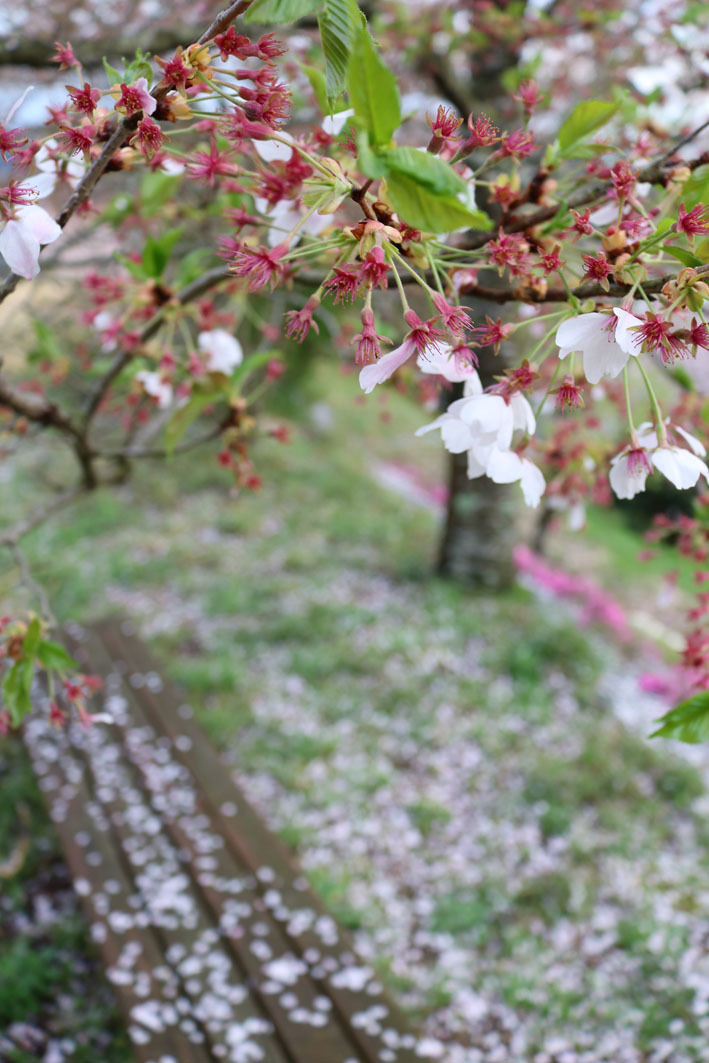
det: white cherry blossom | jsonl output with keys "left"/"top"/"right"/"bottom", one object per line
{"left": 198, "top": 329, "right": 243, "bottom": 374}
{"left": 609, "top": 423, "right": 709, "bottom": 499}
{"left": 135, "top": 370, "right": 173, "bottom": 409}
{"left": 556, "top": 309, "right": 640, "bottom": 385}
{"left": 416, "top": 343, "right": 481, "bottom": 384}
{"left": 360, "top": 337, "right": 417, "bottom": 394}
{"left": 0, "top": 204, "right": 62, "bottom": 279}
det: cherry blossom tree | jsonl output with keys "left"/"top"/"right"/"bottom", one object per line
{"left": 1, "top": 0, "right": 709, "bottom": 739}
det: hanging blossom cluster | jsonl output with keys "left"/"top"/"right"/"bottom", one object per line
{"left": 1, "top": 1, "right": 709, "bottom": 715}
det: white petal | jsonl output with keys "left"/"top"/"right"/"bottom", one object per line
{"left": 321, "top": 109, "right": 354, "bottom": 135}
{"left": 582, "top": 335, "right": 630, "bottom": 385}
{"left": 609, "top": 453, "right": 648, "bottom": 499}
{"left": 673, "top": 424, "right": 706, "bottom": 457}
{"left": 459, "top": 394, "right": 514, "bottom": 449}
{"left": 612, "top": 308, "right": 643, "bottom": 356}
{"left": 416, "top": 343, "right": 480, "bottom": 384}
{"left": 252, "top": 137, "right": 293, "bottom": 162}
{"left": 466, "top": 450, "right": 486, "bottom": 478}
{"left": 18, "top": 204, "right": 61, "bottom": 246}
{"left": 26, "top": 171, "right": 57, "bottom": 199}
{"left": 555, "top": 313, "right": 609, "bottom": 349}
{"left": 519, "top": 458, "right": 546, "bottom": 507}
{"left": 463, "top": 374, "right": 483, "bottom": 397}
{"left": 653, "top": 447, "right": 709, "bottom": 490}
{"left": 439, "top": 419, "right": 475, "bottom": 453}
{"left": 0, "top": 220, "right": 41, "bottom": 278}
{"left": 359, "top": 341, "right": 414, "bottom": 393}
{"left": 4, "top": 85, "right": 34, "bottom": 124}
{"left": 198, "top": 329, "right": 243, "bottom": 374}
{"left": 509, "top": 393, "right": 536, "bottom": 435}
{"left": 486, "top": 448, "right": 523, "bottom": 483}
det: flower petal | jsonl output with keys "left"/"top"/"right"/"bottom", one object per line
{"left": 653, "top": 447, "right": 709, "bottom": 490}
{"left": 0, "top": 220, "right": 41, "bottom": 278}
{"left": 19, "top": 204, "right": 62, "bottom": 246}
{"left": 359, "top": 340, "right": 414, "bottom": 393}
{"left": 613, "top": 308, "right": 643, "bottom": 356}
{"left": 519, "top": 458, "right": 545, "bottom": 507}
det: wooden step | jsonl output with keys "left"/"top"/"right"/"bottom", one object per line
{"left": 25, "top": 619, "right": 425, "bottom": 1063}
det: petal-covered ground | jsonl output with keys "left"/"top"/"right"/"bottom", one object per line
{"left": 3, "top": 365, "right": 709, "bottom": 1063}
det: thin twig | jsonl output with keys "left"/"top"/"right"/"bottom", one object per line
{"left": 0, "top": 0, "right": 252, "bottom": 308}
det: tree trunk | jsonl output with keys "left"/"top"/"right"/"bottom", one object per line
{"left": 433, "top": 2, "right": 525, "bottom": 587}
{"left": 437, "top": 342, "right": 517, "bottom": 587}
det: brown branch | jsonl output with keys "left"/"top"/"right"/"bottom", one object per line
{"left": 0, "top": 373, "right": 82, "bottom": 437}
{"left": 98, "top": 421, "right": 228, "bottom": 461}
{"left": 0, "top": 0, "right": 253, "bottom": 308}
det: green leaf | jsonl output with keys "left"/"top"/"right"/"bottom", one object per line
{"left": 661, "top": 244, "right": 702, "bottom": 268}
{"left": 23, "top": 618, "right": 41, "bottom": 658}
{"left": 557, "top": 100, "right": 619, "bottom": 154}
{"left": 174, "top": 249, "right": 212, "bottom": 289}
{"left": 379, "top": 146, "right": 466, "bottom": 197}
{"left": 114, "top": 252, "right": 149, "bottom": 281}
{"left": 386, "top": 172, "right": 491, "bottom": 233}
{"left": 681, "top": 165, "right": 709, "bottom": 210}
{"left": 2, "top": 658, "right": 34, "bottom": 725}
{"left": 103, "top": 57, "right": 122, "bottom": 87}
{"left": 245, "top": 0, "right": 323, "bottom": 22}
{"left": 695, "top": 237, "right": 709, "bottom": 264}
{"left": 28, "top": 320, "right": 62, "bottom": 365}
{"left": 141, "top": 228, "right": 184, "bottom": 279}
{"left": 319, "top": 0, "right": 361, "bottom": 101}
{"left": 300, "top": 62, "right": 329, "bottom": 114}
{"left": 669, "top": 367, "right": 696, "bottom": 392}
{"left": 140, "top": 172, "right": 180, "bottom": 216}
{"left": 650, "top": 691, "right": 709, "bottom": 744}
{"left": 165, "top": 390, "right": 223, "bottom": 456}
{"left": 124, "top": 50, "right": 153, "bottom": 86}
{"left": 355, "top": 131, "right": 389, "bottom": 179}
{"left": 36, "top": 641, "right": 79, "bottom": 674}
{"left": 348, "top": 24, "right": 401, "bottom": 147}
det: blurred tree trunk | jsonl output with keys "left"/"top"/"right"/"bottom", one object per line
{"left": 431, "top": 3, "right": 525, "bottom": 586}
{"left": 436, "top": 342, "right": 517, "bottom": 587}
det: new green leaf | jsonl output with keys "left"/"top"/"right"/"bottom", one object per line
{"left": 680, "top": 165, "right": 709, "bottom": 210}
{"left": 379, "top": 147, "right": 466, "bottom": 197}
{"left": 348, "top": 25, "right": 401, "bottom": 147}
{"left": 557, "top": 100, "right": 619, "bottom": 153}
{"left": 319, "top": 0, "right": 361, "bottom": 100}
{"left": 36, "top": 641, "right": 79, "bottom": 673}
{"left": 651, "top": 691, "right": 709, "bottom": 744}
{"left": 142, "top": 228, "right": 184, "bottom": 279}
{"left": 165, "top": 390, "right": 222, "bottom": 456}
{"left": 245, "top": 0, "right": 323, "bottom": 22}
{"left": 386, "top": 173, "right": 491, "bottom": 233}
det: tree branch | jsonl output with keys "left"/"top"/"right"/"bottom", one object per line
{"left": 0, "top": 0, "right": 253, "bottom": 308}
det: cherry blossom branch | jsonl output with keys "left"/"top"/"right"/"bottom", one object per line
{"left": 0, "top": 0, "right": 253, "bottom": 309}
{"left": 82, "top": 265, "right": 231, "bottom": 428}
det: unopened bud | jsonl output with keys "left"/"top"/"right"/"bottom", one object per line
{"left": 602, "top": 227, "right": 627, "bottom": 253}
